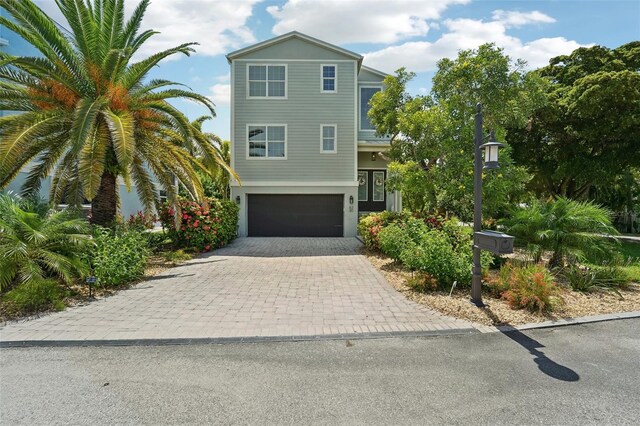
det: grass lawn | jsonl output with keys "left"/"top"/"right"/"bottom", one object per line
{"left": 619, "top": 241, "right": 640, "bottom": 282}
{"left": 620, "top": 241, "right": 640, "bottom": 259}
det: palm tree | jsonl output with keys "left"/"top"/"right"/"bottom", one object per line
{"left": 0, "top": 193, "right": 92, "bottom": 291}
{"left": 503, "top": 197, "right": 619, "bottom": 267}
{"left": 0, "top": 0, "right": 235, "bottom": 226}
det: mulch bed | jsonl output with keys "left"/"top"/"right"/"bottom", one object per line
{"left": 365, "top": 250, "right": 640, "bottom": 326}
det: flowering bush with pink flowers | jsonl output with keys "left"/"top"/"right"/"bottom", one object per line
{"left": 159, "top": 198, "right": 239, "bottom": 252}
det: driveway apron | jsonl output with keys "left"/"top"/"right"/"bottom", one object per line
{"left": 0, "top": 238, "right": 474, "bottom": 342}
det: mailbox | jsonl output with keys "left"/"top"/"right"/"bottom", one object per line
{"left": 474, "top": 230, "right": 515, "bottom": 254}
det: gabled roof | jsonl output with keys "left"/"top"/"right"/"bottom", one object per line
{"left": 360, "top": 65, "right": 390, "bottom": 79}
{"left": 226, "top": 31, "right": 363, "bottom": 67}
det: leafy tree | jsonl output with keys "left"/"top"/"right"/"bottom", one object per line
{"left": 0, "top": 0, "right": 234, "bottom": 226}
{"left": 502, "top": 197, "right": 618, "bottom": 267}
{"left": 0, "top": 193, "right": 92, "bottom": 291}
{"left": 369, "top": 44, "right": 544, "bottom": 220}
{"left": 507, "top": 42, "right": 640, "bottom": 201}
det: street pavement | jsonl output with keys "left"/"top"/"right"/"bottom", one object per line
{"left": 1, "top": 318, "right": 638, "bottom": 425}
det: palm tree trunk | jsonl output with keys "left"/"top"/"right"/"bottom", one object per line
{"left": 91, "top": 171, "right": 118, "bottom": 226}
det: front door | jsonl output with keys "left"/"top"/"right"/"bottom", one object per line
{"left": 358, "top": 170, "right": 386, "bottom": 212}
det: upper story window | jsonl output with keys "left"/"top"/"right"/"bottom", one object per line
{"left": 320, "top": 125, "right": 337, "bottom": 153}
{"left": 321, "top": 65, "right": 336, "bottom": 93}
{"left": 248, "top": 65, "right": 286, "bottom": 98}
{"left": 360, "top": 87, "right": 381, "bottom": 130}
{"left": 248, "top": 125, "right": 286, "bottom": 159}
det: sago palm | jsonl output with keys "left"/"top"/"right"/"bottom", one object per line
{"left": 0, "top": 0, "right": 235, "bottom": 225}
{"left": 503, "top": 197, "right": 619, "bottom": 267}
{"left": 0, "top": 193, "right": 92, "bottom": 291}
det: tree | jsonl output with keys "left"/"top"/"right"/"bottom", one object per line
{"left": 507, "top": 42, "right": 640, "bottom": 201}
{"left": 369, "top": 44, "right": 545, "bottom": 220}
{"left": 0, "top": 0, "right": 234, "bottom": 226}
{"left": 502, "top": 198, "right": 618, "bottom": 267}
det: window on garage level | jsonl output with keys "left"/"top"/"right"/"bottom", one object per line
{"left": 248, "top": 125, "right": 286, "bottom": 158}
{"left": 248, "top": 65, "right": 286, "bottom": 97}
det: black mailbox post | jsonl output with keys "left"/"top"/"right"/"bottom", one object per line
{"left": 474, "top": 231, "right": 514, "bottom": 255}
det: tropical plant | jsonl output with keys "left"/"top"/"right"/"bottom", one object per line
{"left": 159, "top": 198, "right": 239, "bottom": 252}
{"left": 490, "top": 262, "right": 559, "bottom": 314}
{"left": 89, "top": 226, "right": 149, "bottom": 286}
{"left": 503, "top": 198, "right": 618, "bottom": 267}
{"left": 0, "top": 0, "right": 236, "bottom": 226}
{"left": 0, "top": 193, "right": 91, "bottom": 292}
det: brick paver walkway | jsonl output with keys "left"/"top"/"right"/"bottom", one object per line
{"left": 0, "top": 238, "right": 474, "bottom": 342}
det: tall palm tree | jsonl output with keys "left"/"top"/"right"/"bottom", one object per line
{"left": 0, "top": 0, "right": 235, "bottom": 225}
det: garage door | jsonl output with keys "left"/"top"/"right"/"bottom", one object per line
{"left": 248, "top": 194, "right": 344, "bottom": 237}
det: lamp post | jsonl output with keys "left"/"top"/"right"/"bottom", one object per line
{"left": 471, "top": 103, "right": 505, "bottom": 307}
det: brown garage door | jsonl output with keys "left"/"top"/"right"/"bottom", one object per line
{"left": 248, "top": 194, "right": 344, "bottom": 237}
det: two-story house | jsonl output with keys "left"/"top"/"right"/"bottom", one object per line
{"left": 227, "top": 31, "right": 401, "bottom": 237}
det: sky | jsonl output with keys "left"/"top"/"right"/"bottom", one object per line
{"left": 31, "top": 0, "right": 640, "bottom": 140}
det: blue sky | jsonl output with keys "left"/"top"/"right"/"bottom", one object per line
{"left": 34, "top": 0, "right": 640, "bottom": 140}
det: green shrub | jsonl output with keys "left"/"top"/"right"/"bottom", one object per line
{"left": 378, "top": 224, "right": 414, "bottom": 261}
{"left": 90, "top": 228, "right": 150, "bottom": 286}
{"left": 0, "top": 194, "right": 91, "bottom": 292}
{"left": 159, "top": 198, "right": 239, "bottom": 252}
{"left": 358, "top": 211, "right": 410, "bottom": 251}
{"left": 491, "top": 262, "right": 559, "bottom": 314}
{"left": 400, "top": 229, "right": 470, "bottom": 288}
{"left": 561, "top": 257, "right": 631, "bottom": 293}
{"left": 3, "top": 278, "right": 65, "bottom": 313}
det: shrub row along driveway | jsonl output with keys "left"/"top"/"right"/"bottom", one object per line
{"left": 0, "top": 238, "right": 473, "bottom": 342}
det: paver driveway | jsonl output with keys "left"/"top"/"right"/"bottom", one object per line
{"left": 0, "top": 238, "right": 474, "bottom": 342}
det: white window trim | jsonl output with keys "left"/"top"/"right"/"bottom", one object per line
{"left": 358, "top": 171, "right": 368, "bottom": 202}
{"left": 359, "top": 85, "right": 383, "bottom": 132}
{"left": 373, "top": 171, "right": 385, "bottom": 201}
{"left": 320, "top": 124, "right": 337, "bottom": 154}
{"left": 246, "top": 64, "right": 288, "bottom": 99}
{"left": 320, "top": 64, "right": 337, "bottom": 93}
{"left": 246, "top": 124, "right": 288, "bottom": 160}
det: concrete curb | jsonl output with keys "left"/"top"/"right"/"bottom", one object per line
{"left": 2, "top": 312, "right": 639, "bottom": 349}
{"left": 0, "top": 327, "right": 478, "bottom": 349}
{"left": 474, "top": 310, "right": 640, "bottom": 333}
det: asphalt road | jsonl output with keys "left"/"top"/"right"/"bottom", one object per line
{"left": 1, "top": 319, "right": 639, "bottom": 425}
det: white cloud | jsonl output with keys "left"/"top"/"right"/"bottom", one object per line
{"left": 208, "top": 83, "right": 231, "bottom": 107}
{"left": 492, "top": 10, "right": 556, "bottom": 27}
{"left": 34, "top": 0, "right": 261, "bottom": 60}
{"left": 363, "top": 14, "right": 589, "bottom": 73}
{"left": 267, "top": 0, "right": 470, "bottom": 44}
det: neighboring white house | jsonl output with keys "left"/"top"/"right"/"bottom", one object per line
{"left": 227, "top": 31, "right": 401, "bottom": 237}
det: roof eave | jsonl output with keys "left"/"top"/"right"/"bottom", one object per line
{"left": 226, "top": 31, "right": 363, "bottom": 63}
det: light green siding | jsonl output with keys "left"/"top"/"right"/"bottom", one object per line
{"left": 233, "top": 59, "right": 357, "bottom": 181}
{"left": 358, "top": 68, "right": 386, "bottom": 83}
{"left": 235, "top": 37, "right": 357, "bottom": 61}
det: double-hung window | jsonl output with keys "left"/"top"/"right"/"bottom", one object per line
{"left": 360, "top": 87, "right": 381, "bottom": 130}
{"left": 248, "top": 125, "right": 286, "bottom": 158}
{"left": 248, "top": 65, "right": 286, "bottom": 98}
{"left": 320, "top": 125, "right": 337, "bottom": 153}
{"left": 321, "top": 65, "right": 336, "bottom": 92}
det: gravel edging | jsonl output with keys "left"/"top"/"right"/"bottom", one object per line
{"left": 476, "top": 310, "right": 640, "bottom": 333}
